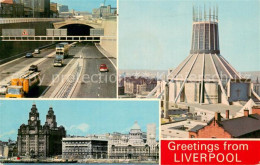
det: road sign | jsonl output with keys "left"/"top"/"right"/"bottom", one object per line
{"left": 2, "top": 29, "right": 35, "bottom": 36}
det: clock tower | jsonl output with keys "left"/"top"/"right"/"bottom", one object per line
{"left": 28, "top": 104, "right": 40, "bottom": 127}
{"left": 18, "top": 104, "right": 66, "bottom": 158}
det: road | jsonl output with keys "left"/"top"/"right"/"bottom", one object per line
{"left": 0, "top": 47, "right": 55, "bottom": 81}
{"left": 72, "top": 43, "right": 117, "bottom": 98}
{"left": 0, "top": 43, "right": 117, "bottom": 98}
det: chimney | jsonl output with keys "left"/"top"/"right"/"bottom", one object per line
{"left": 226, "top": 110, "right": 229, "bottom": 119}
{"left": 214, "top": 112, "right": 221, "bottom": 122}
{"left": 244, "top": 109, "right": 249, "bottom": 117}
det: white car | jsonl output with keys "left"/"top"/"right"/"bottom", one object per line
{"left": 0, "top": 85, "right": 8, "bottom": 95}
{"left": 34, "top": 49, "right": 40, "bottom": 54}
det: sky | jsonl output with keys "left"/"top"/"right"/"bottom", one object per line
{"left": 118, "top": 0, "right": 260, "bottom": 72}
{"left": 51, "top": 0, "right": 117, "bottom": 12}
{"left": 0, "top": 100, "right": 159, "bottom": 141}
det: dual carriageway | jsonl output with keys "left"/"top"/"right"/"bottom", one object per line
{"left": 0, "top": 42, "right": 117, "bottom": 98}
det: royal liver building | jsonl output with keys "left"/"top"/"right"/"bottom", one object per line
{"left": 17, "top": 104, "right": 66, "bottom": 158}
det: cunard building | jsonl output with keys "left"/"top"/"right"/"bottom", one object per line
{"left": 17, "top": 104, "right": 66, "bottom": 158}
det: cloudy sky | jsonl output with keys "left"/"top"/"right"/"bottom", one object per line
{"left": 0, "top": 100, "right": 159, "bottom": 141}
{"left": 118, "top": 0, "right": 260, "bottom": 71}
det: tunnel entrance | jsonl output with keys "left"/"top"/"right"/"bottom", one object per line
{"left": 59, "top": 24, "right": 93, "bottom": 36}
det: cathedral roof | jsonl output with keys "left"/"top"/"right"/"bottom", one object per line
{"left": 168, "top": 53, "right": 242, "bottom": 82}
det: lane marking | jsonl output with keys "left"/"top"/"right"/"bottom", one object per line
{"left": 0, "top": 44, "right": 55, "bottom": 67}
{"left": 40, "top": 58, "right": 75, "bottom": 97}
{"left": 41, "top": 46, "right": 85, "bottom": 97}
{"left": 0, "top": 51, "right": 56, "bottom": 85}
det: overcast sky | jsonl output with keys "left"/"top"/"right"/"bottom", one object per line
{"left": 0, "top": 100, "right": 159, "bottom": 141}
{"left": 118, "top": 0, "right": 260, "bottom": 72}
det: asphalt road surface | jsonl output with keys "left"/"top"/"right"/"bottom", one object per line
{"left": 0, "top": 43, "right": 116, "bottom": 98}
{"left": 72, "top": 43, "right": 117, "bottom": 98}
{"left": 0, "top": 47, "right": 55, "bottom": 81}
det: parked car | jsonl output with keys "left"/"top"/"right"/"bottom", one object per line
{"left": 34, "top": 48, "right": 40, "bottom": 54}
{"left": 99, "top": 64, "right": 108, "bottom": 72}
{"left": 29, "top": 65, "right": 38, "bottom": 72}
{"left": 25, "top": 53, "right": 33, "bottom": 58}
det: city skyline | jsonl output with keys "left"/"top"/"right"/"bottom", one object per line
{"left": 0, "top": 100, "right": 159, "bottom": 141}
{"left": 50, "top": 0, "right": 117, "bottom": 12}
{"left": 118, "top": 0, "right": 260, "bottom": 72}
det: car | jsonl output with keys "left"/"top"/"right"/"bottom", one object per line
{"left": 0, "top": 85, "right": 8, "bottom": 95}
{"left": 34, "top": 48, "right": 40, "bottom": 54}
{"left": 29, "top": 65, "right": 38, "bottom": 72}
{"left": 25, "top": 53, "right": 33, "bottom": 58}
{"left": 99, "top": 64, "right": 108, "bottom": 72}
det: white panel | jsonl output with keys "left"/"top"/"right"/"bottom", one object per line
{"left": 204, "top": 83, "right": 218, "bottom": 104}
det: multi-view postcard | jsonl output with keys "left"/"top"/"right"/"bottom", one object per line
{"left": 0, "top": 0, "right": 260, "bottom": 165}
{"left": 0, "top": 0, "right": 117, "bottom": 98}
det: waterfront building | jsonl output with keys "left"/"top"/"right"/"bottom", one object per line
{"left": 62, "top": 137, "right": 108, "bottom": 159}
{"left": 108, "top": 122, "right": 159, "bottom": 160}
{"left": 61, "top": 122, "right": 159, "bottom": 160}
{"left": 17, "top": 104, "right": 66, "bottom": 158}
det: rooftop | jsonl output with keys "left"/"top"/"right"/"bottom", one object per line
{"left": 219, "top": 114, "right": 260, "bottom": 137}
{"left": 178, "top": 103, "right": 242, "bottom": 116}
{"left": 131, "top": 121, "right": 141, "bottom": 130}
{"left": 189, "top": 125, "right": 205, "bottom": 133}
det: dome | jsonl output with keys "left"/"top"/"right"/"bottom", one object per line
{"left": 131, "top": 121, "right": 141, "bottom": 130}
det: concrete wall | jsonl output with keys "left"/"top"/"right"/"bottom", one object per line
{"left": 100, "top": 19, "right": 117, "bottom": 58}
{"left": 0, "top": 22, "right": 55, "bottom": 60}
{"left": 169, "top": 82, "right": 175, "bottom": 102}
{"left": 204, "top": 83, "right": 218, "bottom": 104}
{"left": 185, "top": 82, "right": 200, "bottom": 103}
